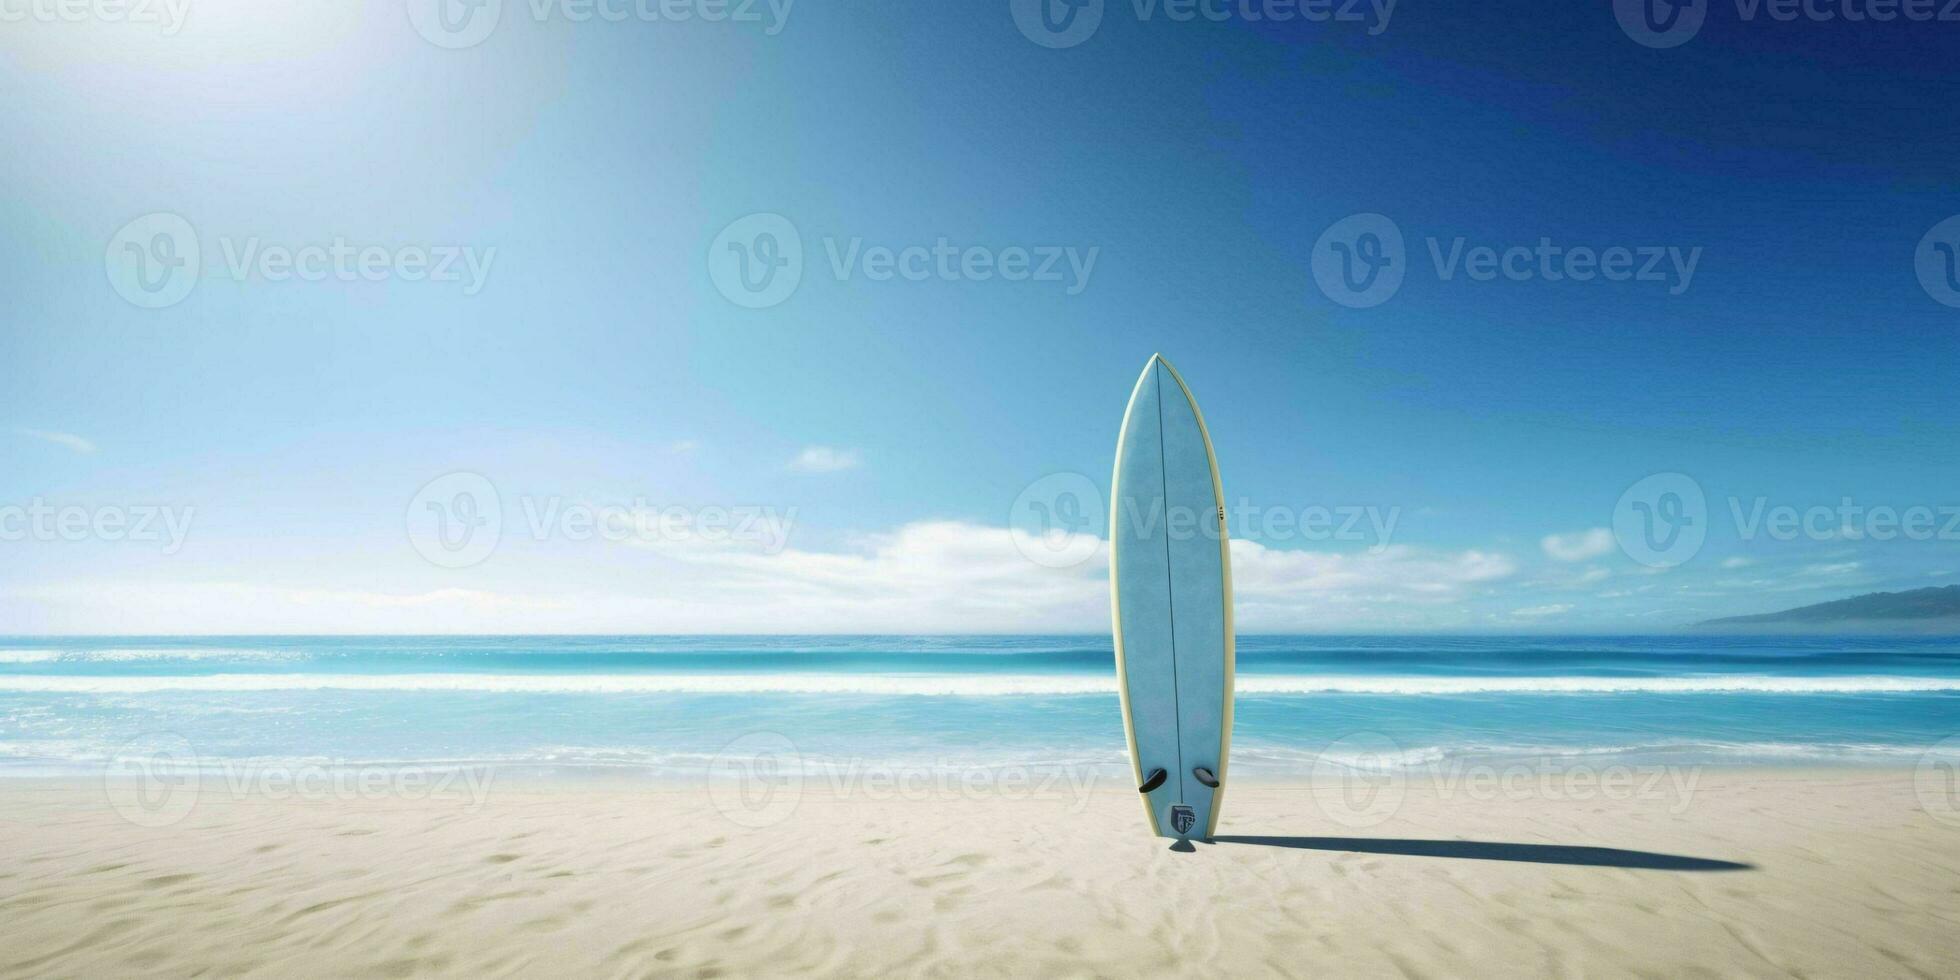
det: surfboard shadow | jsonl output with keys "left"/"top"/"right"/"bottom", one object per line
{"left": 1206, "top": 836, "right": 1752, "bottom": 871}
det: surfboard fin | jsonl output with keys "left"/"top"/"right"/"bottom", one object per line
{"left": 1192, "top": 766, "right": 1218, "bottom": 788}
{"left": 1138, "top": 768, "right": 1167, "bottom": 793}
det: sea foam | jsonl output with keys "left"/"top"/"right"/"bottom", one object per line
{"left": 0, "top": 673, "right": 1955, "bottom": 695}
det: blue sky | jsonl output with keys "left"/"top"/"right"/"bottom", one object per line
{"left": 2, "top": 1, "right": 1955, "bottom": 633}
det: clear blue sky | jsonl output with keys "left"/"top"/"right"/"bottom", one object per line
{"left": 2, "top": 1, "right": 1955, "bottom": 632}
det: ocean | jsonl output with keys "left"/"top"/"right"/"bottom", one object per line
{"left": 3, "top": 634, "right": 1958, "bottom": 780}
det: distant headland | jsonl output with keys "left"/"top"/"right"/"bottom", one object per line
{"left": 1698, "top": 585, "right": 1960, "bottom": 632}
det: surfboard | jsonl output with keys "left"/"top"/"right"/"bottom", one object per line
{"left": 1110, "top": 354, "right": 1235, "bottom": 841}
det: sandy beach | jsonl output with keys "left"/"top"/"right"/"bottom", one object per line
{"left": 2, "top": 768, "right": 1956, "bottom": 978}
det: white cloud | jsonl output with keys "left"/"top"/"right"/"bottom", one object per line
{"left": 1711, "top": 578, "right": 1774, "bottom": 591}
{"left": 1510, "top": 603, "right": 1573, "bottom": 618}
{"left": 13, "top": 523, "right": 1524, "bottom": 634}
{"left": 788, "top": 446, "right": 861, "bottom": 473}
{"left": 1540, "top": 528, "right": 1614, "bottom": 562}
{"left": 9, "top": 582, "right": 572, "bottom": 635}
{"left": 1520, "top": 564, "right": 1612, "bottom": 591}
{"left": 1720, "top": 556, "right": 1755, "bottom": 569}
{"left": 14, "top": 428, "right": 97, "bottom": 454}
{"left": 1596, "top": 584, "right": 1656, "bottom": 599}
{"left": 1223, "top": 541, "right": 1518, "bottom": 630}
{"left": 669, "top": 439, "right": 699, "bottom": 454}
{"left": 1232, "top": 541, "right": 1514, "bottom": 597}
{"left": 15, "top": 522, "right": 1098, "bottom": 634}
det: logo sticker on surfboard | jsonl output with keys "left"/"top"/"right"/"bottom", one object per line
{"left": 1169, "top": 805, "right": 1196, "bottom": 836}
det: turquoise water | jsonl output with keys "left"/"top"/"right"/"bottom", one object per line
{"left": 3, "top": 635, "right": 1957, "bottom": 777}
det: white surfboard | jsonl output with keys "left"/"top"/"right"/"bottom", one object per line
{"left": 1110, "top": 354, "right": 1235, "bottom": 840}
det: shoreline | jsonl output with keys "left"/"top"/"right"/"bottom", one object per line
{"left": 5, "top": 769, "right": 1958, "bottom": 976}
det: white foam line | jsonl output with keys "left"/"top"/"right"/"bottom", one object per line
{"left": 1236, "top": 675, "right": 1960, "bottom": 695}
{"left": 0, "top": 649, "right": 296, "bottom": 663}
{"left": 72, "top": 648, "right": 297, "bottom": 662}
{"left": 0, "top": 673, "right": 1955, "bottom": 695}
